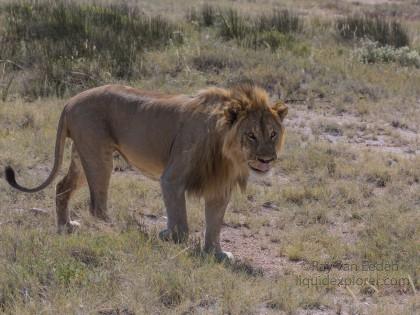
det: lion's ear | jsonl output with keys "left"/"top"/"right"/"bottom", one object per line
{"left": 224, "top": 103, "right": 241, "bottom": 125}
{"left": 273, "top": 102, "right": 288, "bottom": 122}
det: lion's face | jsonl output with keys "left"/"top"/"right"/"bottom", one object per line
{"left": 223, "top": 99, "right": 288, "bottom": 175}
{"left": 239, "top": 109, "right": 285, "bottom": 173}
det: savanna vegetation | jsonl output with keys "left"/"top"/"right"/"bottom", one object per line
{"left": 0, "top": 0, "right": 419, "bottom": 314}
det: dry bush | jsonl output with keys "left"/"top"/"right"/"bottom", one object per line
{"left": 336, "top": 14, "right": 409, "bottom": 48}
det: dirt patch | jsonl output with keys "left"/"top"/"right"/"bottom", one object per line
{"left": 286, "top": 104, "right": 420, "bottom": 156}
{"left": 343, "top": 0, "right": 396, "bottom": 4}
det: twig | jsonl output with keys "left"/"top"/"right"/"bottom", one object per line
{"left": 345, "top": 286, "right": 358, "bottom": 302}
{"left": 169, "top": 246, "right": 191, "bottom": 260}
{"left": 0, "top": 59, "right": 24, "bottom": 70}
{"left": 55, "top": 188, "right": 71, "bottom": 197}
{"left": 1, "top": 74, "right": 15, "bottom": 102}
{"left": 407, "top": 274, "right": 417, "bottom": 295}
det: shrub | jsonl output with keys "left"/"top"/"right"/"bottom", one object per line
{"left": 201, "top": 4, "right": 217, "bottom": 27}
{"left": 186, "top": 4, "right": 218, "bottom": 27}
{"left": 354, "top": 39, "right": 420, "bottom": 68}
{"left": 0, "top": 1, "right": 183, "bottom": 97}
{"left": 336, "top": 14, "right": 409, "bottom": 48}
{"left": 256, "top": 10, "right": 303, "bottom": 34}
{"left": 218, "top": 8, "right": 249, "bottom": 40}
{"left": 218, "top": 8, "right": 303, "bottom": 41}
{"left": 218, "top": 8, "right": 304, "bottom": 51}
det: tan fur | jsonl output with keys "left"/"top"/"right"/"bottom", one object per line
{"left": 5, "top": 83, "right": 288, "bottom": 258}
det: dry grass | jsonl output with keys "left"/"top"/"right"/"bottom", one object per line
{"left": 1, "top": 101, "right": 418, "bottom": 314}
{"left": 1, "top": 0, "right": 420, "bottom": 314}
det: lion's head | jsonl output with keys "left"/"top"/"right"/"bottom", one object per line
{"left": 220, "top": 84, "right": 288, "bottom": 175}
{"left": 187, "top": 83, "right": 288, "bottom": 198}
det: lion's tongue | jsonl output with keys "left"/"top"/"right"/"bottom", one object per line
{"left": 249, "top": 161, "right": 270, "bottom": 172}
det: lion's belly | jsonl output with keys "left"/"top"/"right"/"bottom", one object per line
{"left": 117, "top": 145, "right": 166, "bottom": 180}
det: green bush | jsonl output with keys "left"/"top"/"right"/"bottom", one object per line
{"left": 218, "top": 8, "right": 303, "bottom": 41}
{"left": 354, "top": 39, "right": 420, "bottom": 68}
{"left": 217, "top": 8, "right": 304, "bottom": 51}
{"left": 336, "top": 14, "right": 409, "bottom": 48}
{"left": 0, "top": 1, "right": 183, "bottom": 97}
{"left": 256, "top": 10, "right": 303, "bottom": 34}
{"left": 218, "top": 8, "right": 249, "bottom": 40}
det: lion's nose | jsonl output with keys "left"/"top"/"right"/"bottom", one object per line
{"left": 257, "top": 157, "right": 275, "bottom": 163}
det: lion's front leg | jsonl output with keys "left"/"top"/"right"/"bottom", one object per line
{"left": 159, "top": 176, "right": 189, "bottom": 243}
{"left": 204, "top": 194, "right": 234, "bottom": 261}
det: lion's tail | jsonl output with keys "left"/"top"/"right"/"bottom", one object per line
{"left": 5, "top": 107, "right": 68, "bottom": 193}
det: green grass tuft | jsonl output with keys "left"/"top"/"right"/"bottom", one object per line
{"left": 0, "top": 0, "right": 182, "bottom": 97}
{"left": 218, "top": 8, "right": 304, "bottom": 51}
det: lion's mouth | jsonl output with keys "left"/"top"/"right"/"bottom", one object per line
{"left": 248, "top": 160, "right": 272, "bottom": 174}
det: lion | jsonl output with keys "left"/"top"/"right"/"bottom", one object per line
{"left": 5, "top": 83, "right": 288, "bottom": 261}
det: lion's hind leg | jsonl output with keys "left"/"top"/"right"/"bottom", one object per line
{"left": 76, "top": 142, "right": 113, "bottom": 222}
{"left": 56, "top": 145, "right": 86, "bottom": 234}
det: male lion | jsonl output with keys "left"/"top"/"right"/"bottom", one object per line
{"left": 5, "top": 83, "right": 288, "bottom": 260}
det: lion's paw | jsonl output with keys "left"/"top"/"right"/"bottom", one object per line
{"left": 58, "top": 220, "right": 80, "bottom": 234}
{"left": 159, "top": 229, "right": 172, "bottom": 241}
{"left": 215, "top": 251, "right": 234, "bottom": 262}
{"left": 159, "top": 228, "right": 188, "bottom": 243}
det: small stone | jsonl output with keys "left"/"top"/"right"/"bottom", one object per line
{"left": 262, "top": 201, "right": 279, "bottom": 210}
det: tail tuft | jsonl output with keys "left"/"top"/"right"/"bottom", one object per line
{"left": 5, "top": 166, "right": 17, "bottom": 187}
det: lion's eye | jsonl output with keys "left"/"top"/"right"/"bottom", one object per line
{"left": 270, "top": 131, "right": 277, "bottom": 139}
{"left": 247, "top": 132, "right": 257, "bottom": 141}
